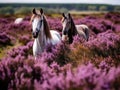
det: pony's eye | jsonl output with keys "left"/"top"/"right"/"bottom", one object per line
{"left": 64, "top": 17, "right": 67, "bottom": 19}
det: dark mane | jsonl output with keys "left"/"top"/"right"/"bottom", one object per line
{"left": 43, "top": 15, "right": 52, "bottom": 39}
{"left": 70, "top": 17, "right": 77, "bottom": 36}
{"left": 68, "top": 16, "right": 77, "bottom": 43}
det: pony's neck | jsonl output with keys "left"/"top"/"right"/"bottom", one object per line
{"left": 43, "top": 16, "right": 52, "bottom": 39}
{"left": 37, "top": 19, "right": 47, "bottom": 51}
{"left": 71, "top": 18, "right": 77, "bottom": 35}
{"left": 67, "top": 18, "right": 77, "bottom": 44}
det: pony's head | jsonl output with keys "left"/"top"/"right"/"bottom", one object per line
{"left": 62, "top": 13, "right": 71, "bottom": 36}
{"left": 31, "top": 8, "right": 44, "bottom": 38}
{"left": 61, "top": 13, "right": 77, "bottom": 43}
{"left": 30, "top": 8, "right": 51, "bottom": 39}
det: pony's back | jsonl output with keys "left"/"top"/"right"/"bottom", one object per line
{"left": 76, "top": 24, "right": 89, "bottom": 41}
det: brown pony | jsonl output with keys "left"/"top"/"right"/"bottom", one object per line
{"left": 62, "top": 13, "right": 89, "bottom": 44}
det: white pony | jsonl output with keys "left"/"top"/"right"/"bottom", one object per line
{"left": 61, "top": 13, "right": 89, "bottom": 44}
{"left": 30, "top": 8, "right": 61, "bottom": 59}
{"left": 14, "top": 18, "right": 23, "bottom": 24}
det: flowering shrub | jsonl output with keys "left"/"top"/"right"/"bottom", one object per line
{"left": 47, "top": 17, "right": 62, "bottom": 32}
{"left": 77, "top": 17, "right": 115, "bottom": 34}
{"left": 6, "top": 41, "right": 33, "bottom": 59}
{"left": 0, "top": 32, "right": 11, "bottom": 45}
{"left": 85, "top": 30, "right": 120, "bottom": 57}
{"left": 19, "top": 35, "right": 31, "bottom": 45}
{"left": 0, "top": 57, "right": 120, "bottom": 90}
{"left": 104, "top": 12, "right": 120, "bottom": 24}
{"left": 0, "top": 12, "right": 120, "bottom": 90}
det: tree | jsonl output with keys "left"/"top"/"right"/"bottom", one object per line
{"left": 114, "top": 6, "right": 120, "bottom": 12}
{"left": 88, "top": 5, "right": 97, "bottom": 11}
{"left": 14, "top": 7, "right": 31, "bottom": 15}
{"left": 99, "top": 6, "right": 107, "bottom": 11}
{"left": 0, "top": 7, "right": 14, "bottom": 15}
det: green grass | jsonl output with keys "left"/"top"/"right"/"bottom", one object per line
{"left": 0, "top": 46, "right": 9, "bottom": 59}
{"left": 69, "top": 10, "right": 108, "bottom": 14}
{"left": 0, "top": 40, "right": 22, "bottom": 59}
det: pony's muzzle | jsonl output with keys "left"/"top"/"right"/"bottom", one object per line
{"left": 32, "top": 32, "right": 38, "bottom": 38}
{"left": 63, "top": 29, "right": 68, "bottom": 35}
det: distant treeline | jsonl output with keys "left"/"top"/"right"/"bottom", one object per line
{"left": 0, "top": 3, "right": 120, "bottom": 15}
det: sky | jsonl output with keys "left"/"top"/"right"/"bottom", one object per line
{"left": 0, "top": 0, "right": 120, "bottom": 5}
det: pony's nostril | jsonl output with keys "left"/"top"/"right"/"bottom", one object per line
{"left": 32, "top": 32, "right": 35, "bottom": 36}
{"left": 32, "top": 32, "right": 38, "bottom": 38}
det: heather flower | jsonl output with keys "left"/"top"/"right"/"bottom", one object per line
{"left": 0, "top": 12, "right": 120, "bottom": 90}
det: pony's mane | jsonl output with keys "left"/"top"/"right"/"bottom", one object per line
{"left": 70, "top": 16, "right": 77, "bottom": 36}
{"left": 67, "top": 15, "right": 77, "bottom": 44}
{"left": 43, "top": 15, "right": 52, "bottom": 39}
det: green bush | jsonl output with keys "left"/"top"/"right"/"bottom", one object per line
{"left": 14, "top": 7, "right": 31, "bottom": 15}
{"left": 0, "top": 7, "right": 14, "bottom": 15}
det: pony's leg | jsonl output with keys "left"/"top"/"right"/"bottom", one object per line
{"left": 33, "top": 46, "right": 38, "bottom": 61}
{"left": 35, "top": 56, "right": 37, "bottom": 61}
{"left": 32, "top": 45, "right": 37, "bottom": 60}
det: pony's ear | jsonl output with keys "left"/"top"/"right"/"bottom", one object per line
{"left": 40, "top": 8, "right": 43, "bottom": 14}
{"left": 32, "top": 8, "right": 37, "bottom": 15}
{"left": 62, "top": 13, "right": 65, "bottom": 17}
